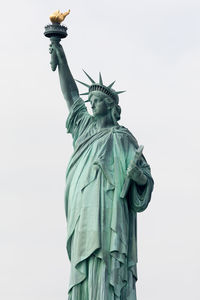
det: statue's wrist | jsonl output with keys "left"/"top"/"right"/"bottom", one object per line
{"left": 128, "top": 168, "right": 147, "bottom": 185}
{"left": 135, "top": 173, "right": 147, "bottom": 186}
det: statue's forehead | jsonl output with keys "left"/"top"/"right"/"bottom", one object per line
{"left": 89, "top": 91, "right": 105, "bottom": 101}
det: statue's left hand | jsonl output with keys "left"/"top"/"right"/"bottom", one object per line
{"left": 127, "top": 165, "right": 147, "bottom": 186}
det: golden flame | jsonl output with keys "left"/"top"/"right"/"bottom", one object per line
{"left": 49, "top": 9, "right": 70, "bottom": 24}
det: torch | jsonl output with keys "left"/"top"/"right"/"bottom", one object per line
{"left": 44, "top": 10, "right": 70, "bottom": 71}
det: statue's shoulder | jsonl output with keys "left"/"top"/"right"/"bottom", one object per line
{"left": 113, "top": 125, "right": 139, "bottom": 148}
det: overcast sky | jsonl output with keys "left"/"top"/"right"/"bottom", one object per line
{"left": 1, "top": 0, "right": 200, "bottom": 299}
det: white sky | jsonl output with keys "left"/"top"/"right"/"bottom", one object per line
{"left": 0, "top": 0, "right": 200, "bottom": 299}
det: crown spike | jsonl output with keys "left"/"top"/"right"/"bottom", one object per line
{"left": 75, "top": 79, "right": 90, "bottom": 88}
{"left": 107, "top": 81, "right": 116, "bottom": 88}
{"left": 82, "top": 70, "right": 95, "bottom": 83}
{"left": 99, "top": 72, "right": 103, "bottom": 85}
{"left": 80, "top": 92, "right": 90, "bottom": 96}
{"left": 116, "top": 90, "right": 126, "bottom": 95}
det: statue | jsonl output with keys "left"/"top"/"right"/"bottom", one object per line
{"left": 44, "top": 10, "right": 154, "bottom": 300}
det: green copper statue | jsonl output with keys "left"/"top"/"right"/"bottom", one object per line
{"left": 45, "top": 11, "right": 154, "bottom": 300}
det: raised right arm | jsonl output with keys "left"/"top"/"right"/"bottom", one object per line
{"left": 49, "top": 39, "right": 79, "bottom": 111}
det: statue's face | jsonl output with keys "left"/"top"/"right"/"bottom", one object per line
{"left": 90, "top": 92, "right": 109, "bottom": 117}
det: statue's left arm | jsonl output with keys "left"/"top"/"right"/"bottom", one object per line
{"left": 127, "top": 157, "right": 154, "bottom": 212}
{"left": 121, "top": 141, "right": 154, "bottom": 213}
{"left": 127, "top": 163, "right": 147, "bottom": 186}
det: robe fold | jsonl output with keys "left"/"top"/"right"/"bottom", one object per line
{"left": 65, "top": 98, "right": 154, "bottom": 299}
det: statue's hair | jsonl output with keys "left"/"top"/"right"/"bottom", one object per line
{"left": 88, "top": 91, "right": 121, "bottom": 123}
{"left": 104, "top": 97, "right": 121, "bottom": 123}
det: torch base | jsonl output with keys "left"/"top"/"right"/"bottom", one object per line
{"left": 44, "top": 23, "right": 68, "bottom": 39}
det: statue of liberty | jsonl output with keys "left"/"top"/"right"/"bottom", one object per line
{"left": 47, "top": 15, "right": 154, "bottom": 299}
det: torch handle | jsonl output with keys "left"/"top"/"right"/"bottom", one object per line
{"left": 50, "top": 37, "right": 61, "bottom": 72}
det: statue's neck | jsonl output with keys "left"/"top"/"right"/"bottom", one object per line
{"left": 95, "top": 114, "right": 115, "bottom": 130}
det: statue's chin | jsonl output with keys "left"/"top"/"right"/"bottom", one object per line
{"left": 92, "top": 110, "right": 97, "bottom": 117}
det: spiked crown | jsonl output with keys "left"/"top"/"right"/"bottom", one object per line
{"left": 76, "top": 70, "right": 125, "bottom": 103}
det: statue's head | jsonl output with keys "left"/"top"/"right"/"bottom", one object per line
{"left": 76, "top": 71, "right": 125, "bottom": 123}
{"left": 88, "top": 91, "right": 121, "bottom": 123}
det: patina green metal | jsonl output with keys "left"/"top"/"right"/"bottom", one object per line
{"left": 45, "top": 20, "right": 154, "bottom": 300}
{"left": 76, "top": 71, "right": 126, "bottom": 102}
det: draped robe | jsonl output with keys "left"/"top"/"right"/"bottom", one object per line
{"left": 65, "top": 98, "right": 154, "bottom": 299}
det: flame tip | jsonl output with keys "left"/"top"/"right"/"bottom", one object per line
{"left": 49, "top": 9, "right": 71, "bottom": 24}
